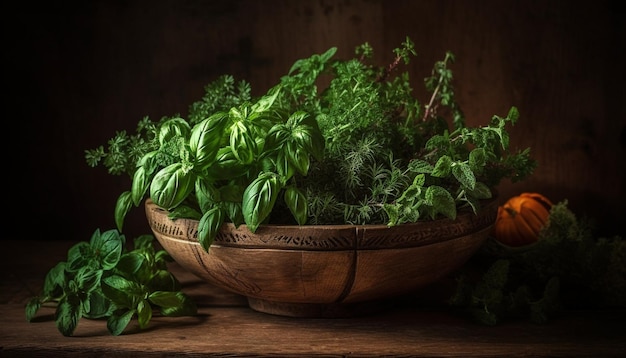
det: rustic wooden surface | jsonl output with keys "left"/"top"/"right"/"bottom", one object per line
{"left": 2, "top": 240, "right": 625, "bottom": 357}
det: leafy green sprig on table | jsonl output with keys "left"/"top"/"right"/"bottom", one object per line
{"left": 449, "top": 201, "right": 626, "bottom": 325}
{"left": 25, "top": 229, "right": 197, "bottom": 336}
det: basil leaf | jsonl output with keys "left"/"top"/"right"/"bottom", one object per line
{"left": 90, "top": 229, "right": 124, "bottom": 270}
{"left": 195, "top": 178, "right": 220, "bottom": 213}
{"left": 250, "top": 87, "right": 280, "bottom": 114}
{"left": 107, "top": 309, "right": 135, "bottom": 336}
{"left": 284, "top": 186, "right": 308, "bottom": 225}
{"left": 275, "top": 149, "right": 295, "bottom": 180}
{"left": 242, "top": 173, "right": 281, "bottom": 232}
{"left": 229, "top": 121, "right": 257, "bottom": 164}
{"left": 286, "top": 141, "right": 310, "bottom": 176}
{"left": 289, "top": 112, "right": 325, "bottom": 161}
{"left": 158, "top": 117, "right": 191, "bottom": 146}
{"left": 131, "top": 166, "right": 149, "bottom": 206}
{"left": 114, "top": 191, "right": 133, "bottom": 232}
{"left": 197, "top": 207, "right": 224, "bottom": 251}
{"left": 150, "top": 163, "right": 195, "bottom": 210}
{"left": 189, "top": 113, "right": 228, "bottom": 170}
{"left": 205, "top": 146, "right": 249, "bottom": 180}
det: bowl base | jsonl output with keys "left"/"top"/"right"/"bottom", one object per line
{"left": 247, "top": 297, "right": 393, "bottom": 318}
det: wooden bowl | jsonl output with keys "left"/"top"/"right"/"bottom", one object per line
{"left": 145, "top": 198, "right": 497, "bottom": 317}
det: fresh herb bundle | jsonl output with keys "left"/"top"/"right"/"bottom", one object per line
{"left": 85, "top": 37, "right": 536, "bottom": 251}
{"left": 25, "top": 229, "right": 197, "bottom": 336}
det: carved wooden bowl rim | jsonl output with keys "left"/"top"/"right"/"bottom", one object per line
{"left": 145, "top": 197, "right": 498, "bottom": 251}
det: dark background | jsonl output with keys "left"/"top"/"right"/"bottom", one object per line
{"left": 5, "top": 0, "right": 625, "bottom": 241}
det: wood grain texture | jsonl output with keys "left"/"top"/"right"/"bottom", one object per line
{"left": 144, "top": 199, "right": 495, "bottom": 314}
{"left": 2, "top": 240, "right": 625, "bottom": 357}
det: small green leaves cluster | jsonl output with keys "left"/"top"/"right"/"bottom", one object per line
{"left": 84, "top": 116, "right": 161, "bottom": 177}
{"left": 449, "top": 201, "right": 626, "bottom": 325}
{"left": 280, "top": 38, "right": 535, "bottom": 225}
{"left": 25, "top": 229, "right": 197, "bottom": 336}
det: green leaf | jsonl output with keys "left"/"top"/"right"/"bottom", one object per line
{"left": 131, "top": 166, "right": 149, "bottom": 206}
{"left": 136, "top": 150, "right": 159, "bottom": 176}
{"left": 197, "top": 207, "right": 225, "bottom": 252}
{"left": 158, "top": 117, "right": 191, "bottom": 146}
{"left": 154, "top": 292, "right": 198, "bottom": 317}
{"left": 319, "top": 46, "right": 337, "bottom": 63}
{"left": 284, "top": 186, "right": 308, "bottom": 225}
{"left": 102, "top": 275, "right": 144, "bottom": 309}
{"left": 83, "top": 290, "right": 115, "bottom": 319}
{"left": 229, "top": 121, "right": 257, "bottom": 165}
{"left": 137, "top": 299, "right": 152, "bottom": 329}
{"left": 67, "top": 241, "right": 92, "bottom": 272}
{"left": 75, "top": 267, "right": 103, "bottom": 293}
{"left": 107, "top": 309, "right": 135, "bottom": 336}
{"left": 114, "top": 191, "right": 133, "bottom": 232}
{"left": 507, "top": 106, "right": 520, "bottom": 123}
{"left": 195, "top": 178, "right": 220, "bottom": 213}
{"left": 189, "top": 112, "right": 228, "bottom": 169}
{"left": 90, "top": 229, "right": 124, "bottom": 270}
{"left": 432, "top": 155, "right": 452, "bottom": 177}
{"left": 116, "top": 251, "right": 145, "bottom": 277}
{"left": 25, "top": 297, "right": 42, "bottom": 322}
{"left": 425, "top": 133, "right": 450, "bottom": 152}
{"left": 383, "top": 203, "right": 400, "bottom": 226}
{"left": 250, "top": 86, "right": 280, "bottom": 114}
{"left": 264, "top": 123, "right": 290, "bottom": 152}
{"left": 289, "top": 111, "right": 325, "bottom": 161}
{"left": 149, "top": 291, "right": 185, "bottom": 308}
{"left": 412, "top": 173, "right": 426, "bottom": 187}
{"left": 285, "top": 141, "right": 310, "bottom": 176}
{"left": 206, "top": 147, "right": 249, "bottom": 180}
{"left": 452, "top": 162, "right": 476, "bottom": 190}
{"left": 275, "top": 150, "right": 296, "bottom": 180}
{"left": 43, "top": 261, "right": 67, "bottom": 299}
{"left": 55, "top": 295, "right": 82, "bottom": 337}
{"left": 425, "top": 185, "right": 456, "bottom": 219}
{"left": 150, "top": 163, "right": 195, "bottom": 210}
{"left": 168, "top": 205, "right": 202, "bottom": 220}
{"left": 467, "top": 182, "right": 492, "bottom": 200}
{"left": 468, "top": 147, "right": 486, "bottom": 173}
{"left": 223, "top": 201, "right": 244, "bottom": 226}
{"left": 242, "top": 172, "right": 281, "bottom": 232}
{"left": 148, "top": 269, "right": 181, "bottom": 292}
{"left": 407, "top": 159, "right": 433, "bottom": 173}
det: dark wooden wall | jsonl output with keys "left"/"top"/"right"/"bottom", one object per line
{"left": 7, "top": 0, "right": 625, "bottom": 241}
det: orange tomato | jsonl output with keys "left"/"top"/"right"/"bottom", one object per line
{"left": 493, "top": 192, "right": 553, "bottom": 247}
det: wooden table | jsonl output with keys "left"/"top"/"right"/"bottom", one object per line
{"left": 2, "top": 240, "right": 624, "bottom": 357}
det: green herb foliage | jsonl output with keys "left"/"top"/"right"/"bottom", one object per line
{"left": 449, "top": 201, "right": 626, "bottom": 325}
{"left": 25, "top": 229, "right": 197, "bottom": 336}
{"left": 86, "top": 37, "right": 536, "bottom": 251}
